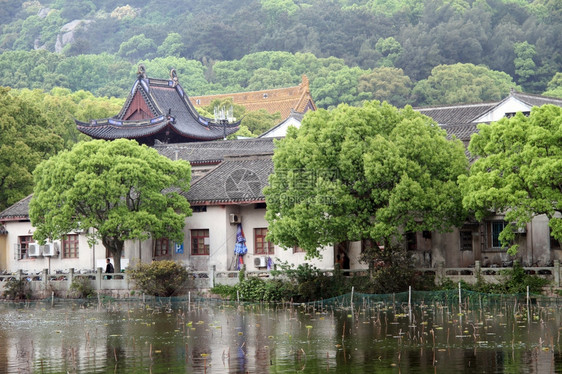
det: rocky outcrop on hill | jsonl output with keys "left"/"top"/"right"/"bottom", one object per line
{"left": 55, "top": 19, "right": 92, "bottom": 53}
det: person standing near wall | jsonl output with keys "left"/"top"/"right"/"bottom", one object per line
{"left": 105, "top": 258, "right": 114, "bottom": 279}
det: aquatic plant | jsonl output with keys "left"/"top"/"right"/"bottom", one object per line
{"left": 127, "top": 260, "right": 190, "bottom": 297}
{"left": 69, "top": 276, "right": 97, "bottom": 298}
{"left": 3, "top": 278, "right": 32, "bottom": 300}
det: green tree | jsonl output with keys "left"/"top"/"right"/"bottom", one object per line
{"left": 513, "top": 41, "right": 536, "bottom": 89}
{"left": 156, "top": 32, "right": 185, "bottom": 58}
{"left": 264, "top": 101, "right": 467, "bottom": 262}
{"left": 55, "top": 53, "right": 132, "bottom": 96}
{"left": 0, "top": 87, "right": 64, "bottom": 211}
{"left": 311, "top": 66, "right": 371, "bottom": 108}
{"left": 128, "top": 260, "right": 190, "bottom": 296}
{"left": 260, "top": 0, "right": 299, "bottom": 21}
{"left": 543, "top": 72, "right": 562, "bottom": 98}
{"left": 228, "top": 125, "right": 257, "bottom": 140}
{"left": 413, "top": 63, "right": 518, "bottom": 106}
{"left": 12, "top": 87, "right": 123, "bottom": 148}
{"left": 247, "top": 68, "right": 295, "bottom": 91}
{"left": 117, "top": 34, "right": 156, "bottom": 62}
{"left": 460, "top": 105, "right": 562, "bottom": 254}
{"left": 241, "top": 109, "right": 281, "bottom": 135}
{"left": 358, "top": 67, "right": 413, "bottom": 108}
{"left": 29, "top": 139, "right": 192, "bottom": 271}
{"left": 374, "top": 37, "right": 402, "bottom": 67}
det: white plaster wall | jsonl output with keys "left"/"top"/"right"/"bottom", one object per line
{"left": 526, "top": 214, "right": 552, "bottom": 265}
{"left": 347, "top": 241, "right": 368, "bottom": 270}
{"left": 183, "top": 206, "right": 230, "bottom": 272}
{"left": 261, "top": 118, "right": 301, "bottom": 138}
{"left": 239, "top": 205, "right": 334, "bottom": 271}
{"left": 3, "top": 221, "right": 106, "bottom": 274}
{"left": 474, "top": 97, "right": 531, "bottom": 123}
{"left": 0, "top": 235, "right": 6, "bottom": 271}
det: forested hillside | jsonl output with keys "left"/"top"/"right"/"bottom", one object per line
{"left": 0, "top": 0, "right": 561, "bottom": 108}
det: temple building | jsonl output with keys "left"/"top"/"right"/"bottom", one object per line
{"left": 190, "top": 75, "right": 317, "bottom": 121}
{"left": 75, "top": 66, "right": 240, "bottom": 145}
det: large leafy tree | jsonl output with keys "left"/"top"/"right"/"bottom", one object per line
{"left": 513, "top": 41, "right": 536, "bottom": 89}
{"left": 0, "top": 87, "right": 64, "bottom": 211}
{"left": 29, "top": 139, "right": 192, "bottom": 271}
{"left": 459, "top": 105, "right": 562, "bottom": 254}
{"left": 358, "top": 67, "right": 413, "bottom": 108}
{"left": 264, "top": 101, "right": 468, "bottom": 262}
{"left": 412, "top": 63, "right": 518, "bottom": 106}
{"left": 12, "top": 87, "right": 123, "bottom": 148}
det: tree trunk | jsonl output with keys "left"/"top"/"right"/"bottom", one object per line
{"left": 360, "top": 238, "right": 376, "bottom": 280}
{"left": 102, "top": 236, "right": 125, "bottom": 274}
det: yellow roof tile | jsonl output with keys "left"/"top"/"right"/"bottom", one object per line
{"left": 191, "top": 75, "right": 316, "bottom": 119}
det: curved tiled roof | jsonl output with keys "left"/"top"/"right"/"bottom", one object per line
{"left": 416, "top": 102, "right": 497, "bottom": 125}
{"left": 0, "top": 195, "right": 33, "bottom": 221}
{"left": 440, "top": 123, "right": 480, "bottom": 142}
{"left": 512, "top": 91, "right": 562, "bottom": 107}
{"left": 154, "top": 137, "right": 276, "bottom": 164}
{"left": 190, "top": 75, "right": 316, "bottom": 120}
{"left": 76, "top": 72, "right": 239, "bottom": 144}
{"left": 184, "top": 155, "right": 273, "bottom": 205}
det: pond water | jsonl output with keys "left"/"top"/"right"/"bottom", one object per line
{"left": 1, "top": 294, "right": 562, "bottom": 373}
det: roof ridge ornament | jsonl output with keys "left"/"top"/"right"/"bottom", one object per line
{"left": 137, "top": 64, "right": 147, "bottom": 80}
{"left": 170, "top": 68, "right": 178, "bottom": 86}
{"left": 301, "top": 75, "right": 309, "bottom": 91}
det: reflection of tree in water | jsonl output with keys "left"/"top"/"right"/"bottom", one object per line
{"left": 105, "top": 313, "right": 126, "bottom": 371}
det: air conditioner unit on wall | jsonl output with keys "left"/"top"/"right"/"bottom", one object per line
{"left": 254, "top": 256, "right": 267, "bottom": 268}
{"left": 42, "top": 242, "right": 59, "bottom": 256}
{"left": 28, "top": 243, "right": 41, "bottom": 257}
{"left": 229, "top": 213, "right": 242, "bottom": 224}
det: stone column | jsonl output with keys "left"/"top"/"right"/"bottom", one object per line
{"left": 210, "top": 265, "right": 216, "bottom": 289}
{"left": 554, "top": 260, "right": 560, "bottom": 287}
{"left": 97, "top": 267, "right": 103, "bottom": 290}
{"left": 437, "top": 262, "right": 445, "bottom": 283}
{"left": 68, "top": 268, "right": 74, "bottom": 290}
{"left": 42, "top": 268, "right": 48, "bottom": 288}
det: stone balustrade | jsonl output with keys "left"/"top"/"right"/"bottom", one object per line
{"left": 0, "top": 260, "right": 560, "bottom": 298}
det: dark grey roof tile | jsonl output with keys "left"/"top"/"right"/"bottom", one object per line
{"left": 0, "top": 195, "right": 32, "bottom": 220}
{"left": 416, "top": 103, "right": 497, "bottom": 124}
{"left": 155, "top": 137, "right": 276, "bottom": 164}
{"left": 512, "top": 91, "right": 562, "bottom": 107}
{"left": 184, "top": 156, "right": 273, "bottom": 204}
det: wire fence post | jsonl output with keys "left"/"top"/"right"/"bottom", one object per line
{"left": 408, "top": 285, "right": 412, "bottom": 322}
{"left": 458, "top": 282, "right": 462, "bottom": 313}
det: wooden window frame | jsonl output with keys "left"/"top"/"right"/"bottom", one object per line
{"left": 459, "top": 230, "right": 473, "bottom": 251}
{"left": 154, "top": 237, "right": 171, "bottom": 257}
{"left": 62, "top": 234, "right": 79, "bottom": 258}
{"left": 406, "top": 232, "right": 417, "bottom": 251}
{"left": 17, "top": 236, "right": 34, "bottom": 260}
{"left": 254, "top": 228, "right": 274, "bottom": 255}
{"left": 191, "top": 229, "right": 209, "bottom": 255}
{"left": 485, "top": 220, "right": 507, "bottom": 251}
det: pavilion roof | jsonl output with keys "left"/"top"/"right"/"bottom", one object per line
{"left": 76, "top": 67, "right": 239, "bottom": 145}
